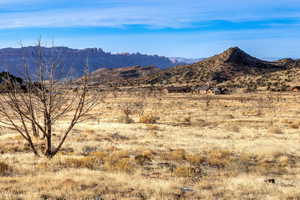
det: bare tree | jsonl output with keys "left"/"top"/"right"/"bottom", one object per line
{"left": 0, "top": 41, "right": 99, "bottom": 158}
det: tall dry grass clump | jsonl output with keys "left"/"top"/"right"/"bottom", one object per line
{"left": 103, "top": 150, "right": 136, "bottom": 173}
{"left": 139, "top": 113, "right": 159, "bottom": 124}
{"left": 0, "top": 161, "right": 13, "bottom": 176}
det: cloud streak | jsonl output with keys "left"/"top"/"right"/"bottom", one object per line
{"left": 0, "top": 0, "right": 299, "bottom": 29}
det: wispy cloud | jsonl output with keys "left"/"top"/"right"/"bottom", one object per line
{"left": 0, "top": 0, "right": 299, "bottom": 29}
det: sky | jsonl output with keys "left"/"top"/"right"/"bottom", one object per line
{"left": 0, "top": 0, "right": 299, "bottom": 59}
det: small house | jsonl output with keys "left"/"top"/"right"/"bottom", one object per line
{"left": 193, "top": 85, "right": 229, "bottom": 95}
{"left": 192, "top": 85, "right": 210, "bottom": 94}
{"left": 164, "top": 86, "right": 192, "bottom": 93}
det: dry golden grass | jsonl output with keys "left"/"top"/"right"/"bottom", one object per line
{"left": 224, "top": 124, "right": 240, "bottom": 132}
{"left": 173, "top": 165, "right": 200, "bottom": 177}
{"left": 145, "top": 124, "right": 160, "bottom": 131}
{"left": 139, "top": 113, "right": 159, "bottom": 124}
{"left": 1, "top": 91, "right": 300, "bottom": 199}
{"left": 268, "top": 126, "right": 284, "bottom": 134}
{"left": 163, "top": 149, "right": 186, "bottom": 162}
{"left": 60, "top": 157, "right": 98, "bottom": 169}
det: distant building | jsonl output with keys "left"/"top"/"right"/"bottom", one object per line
{"left": 192, "top": 85, "right": 229, "bottom": 95}
{"left": 193, "top": 85, "right": 211, "bottom": 94}
{"left": 163, "top": 86, "right": 192, "bottom": 93}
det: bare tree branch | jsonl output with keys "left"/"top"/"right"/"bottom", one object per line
{"left": 0, "top": 40, "right": 99, "bottom": 158}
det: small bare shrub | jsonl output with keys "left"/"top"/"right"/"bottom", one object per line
{"left": 118, "top": 101, "right": 146, "bottom": 124}
{"left": 139, "top": 114, "right": 159, "bottom": 124}
{"left": 118, "top": 103, "right": 135, "bottom": 123}
{"left": 134, "top": 154, "right": 152, "bottom": 165}
{"left": 0, "top": 162, "right": 13, "bottom": 176}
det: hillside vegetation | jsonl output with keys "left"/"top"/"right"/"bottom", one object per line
{"left": 116, "top": 47, "right": 300, "bottom": 91}
{"left": 87, "top": 65, "right": 161, "bottom": 86}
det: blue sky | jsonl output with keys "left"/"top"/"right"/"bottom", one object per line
{"left": 0, "top": 0, "right": 299, "bottom": 58}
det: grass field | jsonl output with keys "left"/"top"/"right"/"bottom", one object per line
{"left": 0, "top": 91, "right": 300, "bottom": 199}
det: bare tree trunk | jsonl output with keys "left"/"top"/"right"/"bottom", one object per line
{"left": 0, "top": 40, "right": 99, "bottom": 158}
{"left": 27, "top": 138, "right": 40, "bottom": 157}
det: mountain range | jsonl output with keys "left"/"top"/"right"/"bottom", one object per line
{"left": 0, "top": 46, "right": 185, "bottom": 78}
{"left": 89, "top": 47, "right": 300, "bottom": 91}
{"left": 1, "top": 46, "right": 299, "bottom": 91}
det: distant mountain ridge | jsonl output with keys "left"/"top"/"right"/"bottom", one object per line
{"left": 0, "top": 46, "right": 180, "bottom": 78}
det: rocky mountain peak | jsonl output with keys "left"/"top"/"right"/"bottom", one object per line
{"left": 204, "top": 47, "right": 264, "bottom": 67}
